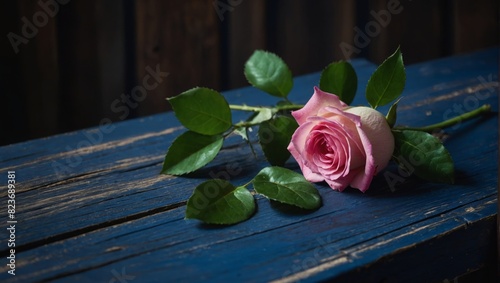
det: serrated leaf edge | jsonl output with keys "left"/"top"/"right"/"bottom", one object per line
{"left": 244, "top": 50, "right": 293, "bottom": 97}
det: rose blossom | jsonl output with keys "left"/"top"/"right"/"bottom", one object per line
{"left": 287, "top": 87, "right": 394, "bottom": 192}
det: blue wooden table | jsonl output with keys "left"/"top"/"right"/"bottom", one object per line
{"left": 0, "top": 47, "right": 498, "bottom": 282}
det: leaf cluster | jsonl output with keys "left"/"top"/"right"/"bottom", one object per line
{"left": 185, "top": 167, "right": 321, "bottom": 224}
{"left": 162, "top": 47, "right": 455, "bottom": 225}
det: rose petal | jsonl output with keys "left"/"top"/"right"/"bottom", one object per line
{"left": 324, "top": 172, "right": 357, "bottom": 192}
{"left": 291, "top": 86, "right": 348, "bottom": 125}
{"left": 307, "top": 115, "right": 366, "bottom": 170}
{"left": 313, "top": 129, "right": 349, "bottom": 178}
{"left": 288, "top": 125, "right": 324, "bottom": 183}
{"left": 350, "top": 167, "right": 375, "bottom": 192}
{"left": 314, "top": 107, "right": 378, "bottom": 192}
{"left": 348, "top": 122, "right": 376, "bottom": 192}
{"left": 346, "top": 107, "right": 395, "bottom": 173}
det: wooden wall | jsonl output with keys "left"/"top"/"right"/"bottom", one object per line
{"left": 1, "top": 0, "right": 498, "bottom": 146}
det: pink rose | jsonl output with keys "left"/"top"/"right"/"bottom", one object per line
{"left": 287, "top": 87, "right": 394, "bottom": 192}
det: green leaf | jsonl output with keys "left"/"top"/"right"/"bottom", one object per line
{"left": 168, "top": 87, "right": 232, "bottom": 135}
{"left": 161, "top": 131, "right": 223, "bottom": 175}
{"left": 386, "top": 99, "right": 399, "bottom": 128}
{"left": 185, "top": 180, "right": 255, "bottom": 225}
{"left": 366, "top": 46, "right": 406, "bottom": 108}
{"left": 252, "top": 167, "right": 321, "bottom": 210}
{"left": 246, "top": 108, "right": 274, "bottom": 125}
{"left": 258, "top": 116, "right": 298, "bottom": 166}
{"left": 244, "top": 50, "right": 293, "bottom": 98}
{"left": 392, "top": 130, "right": 454, "bottom": 183}
{"left": 319, "top": 61, "right": 358, "bottom": 105}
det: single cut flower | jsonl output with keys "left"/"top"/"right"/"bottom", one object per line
{"left": 287, "top": 87, "right": 394, "bottom": 192}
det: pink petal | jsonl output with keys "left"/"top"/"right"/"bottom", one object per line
{"left": 291, "top": 86, "right": 347, "bottom": 125}
{"left": 288, "top": 127, "right": 324, "bottom": 183}
{"left": 307, "top": 115, "right": 366, "bottom": 171}
{"left": 349, "top": 125, "right": 376, "bottom": 192}
{"left": 324, "top": 175, "right": 353, "bottom": 192}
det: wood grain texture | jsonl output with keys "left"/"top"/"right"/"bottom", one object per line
{"left": 57, "top": 0, "right": 126, "bottom": 131}
{"left": 225, "top": 0, "right": 267, "bottom": 89}
{"left": 368, "top": 0, "right": 448, "bottom": 64}
{"left": 267, "top": 0, "right": 356, "bottom": 76}
{"left": 0, "top": 1, "right": 26, "bottom": 145}
{"left": 17, "top": 0, "right": 60, "bottom": 138}
{"left": 451, "top": 0, "right": 499, "bottom": 54}
{"left": 0, "top": 49, "right": 497, "bottom": 282}
{"left": 135, "top": 0, "right": 221, "bottom": 115}
{"left": 367, "top": 0, "right": 500, "bottom": 64}
{"left": 4, "top": 0, "right": 499, "bottom": 148}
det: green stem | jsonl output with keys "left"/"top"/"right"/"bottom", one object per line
{"left": 230, "top": 103, "right": 304, "bottom": 128}
{"left": 233, "top": 121, "right": 261, "bottom": 128}
{"left": 396, "top": 104, "right": 491, "bottom": 132}
{"left": 278, "top": 104, "right": 305, "bottom": 111}
{"left": 229, "top": 104, "right": 304, "bottom": 127}
{"left": 229, "top": 104, "right": 265, "bottom": 112}
{"left": 229, "top": 104, "right": 304, "bottom": 112}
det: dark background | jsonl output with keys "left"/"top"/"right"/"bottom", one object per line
{"left": 1, "top": 0, "right": 498, "bottom": 146}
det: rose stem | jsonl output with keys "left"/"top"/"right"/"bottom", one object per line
{"left": 229, "top": 104, "right": 304, "bottom": 112}
{"left": 397, "top": 104, "right": 491, "bottom": 132}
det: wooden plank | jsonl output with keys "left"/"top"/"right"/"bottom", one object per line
{"left": 331, "top": 0, "right": 357, "bottom": 60}
{"left": 225, "top": 0, "right": 267, "bottom": 89}
{"left": 1, "top": 194, "right": 495, "bottom": 282}
{"left": 16, "top": 0, "right": 60, "bottom": 139}
{"left": 0, "top": 1, "right": 26, "bottom": 146}
{"left": 267, "top": 0, "right": 356, "bottom": 75}
{"left": 368, "top": 0, "right": 447, "bottom": 64}
{"left": 0, "top": 59, "right": 374, "bottom": 247}
{"left": 134, "top": 0, "right": 220, "bottom": 115}
{"left": 451, "top": 0, "right": 499, "bottom": 54}
{"left": 0, "top": 49, "right": 497, "bottom": 282}
{"left": 94, "top": 0, "right": 126, "bottom": 121}
{"left": 57, "top": 0, "right": 126, "bottom": 131}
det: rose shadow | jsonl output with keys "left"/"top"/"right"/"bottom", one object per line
{"left": 269, "top": 200, "right": 322, "bottom": 216}
{"left": 181, "top": 162, "right": 260, "bottom": 180}
{"left": 196, "top": 204, "right": 260, "bottom": 230}
{"left": 356, "top": 167, "right": 478, "bottom": 199}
